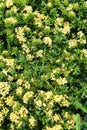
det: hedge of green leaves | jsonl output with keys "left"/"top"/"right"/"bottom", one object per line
{"left": 0, "top": 0, "right": 87, "bottom": 129}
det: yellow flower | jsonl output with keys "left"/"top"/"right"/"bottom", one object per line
{"left": 16, "top": 87, "right": 23, "bottom": 95}
{"left": 0, "top": 3, "right": 5, "bottom": 8}
{"left": 4, "top": 17, "right": 17, "bottom": 24}
{"left": 68, "top": 11, "right": 76, "bottom": 17}
{"left": 45, "top": 110, "right": 53, "bottom": 117}
{"left": 73, "top": 3, "right": 79, "bottom": 10}
{"left": 23, "top": 5, "right": 33, "bottom": 12}
{"left": 34, "top": 99, "right": 42, "bottom": 107}
{"left": 54, "top": 94, "right": 63, "bottom": 103}
{"left": 22, "top": 43, "right": 30, "bottom": 53}
{"left": 60, "top": 22, "right": 71, "bottom": 34}
{"left": 19, "top": 106, "right": 28, "bottom": 118}
{"left": 11, "top": 6, "right": 18, "bottom": 13}
{"left": 44, "top": 91, "right": 53, "bottom": 100}
{"left": 26, "top": 54, "right": 34, "bottom": 61}
{"left": 56, "top": 77, "right": 67, "bottom": 85}
{"left": 68, "top": 39, "right": 78, "bottom": 48}
{"left": 17, "top": 78, "right": 23, "bottom": 85}
{"left": 5, "top": 96, "right": 14, "bottom": 106}
{"left": 82, "top": 49, "right": 87, "bottom": 57}
{"left": 84, "top": 1, "right": 87, "bottom": 8}
{"left": 0, "top": 82, "right": 10, "bottom": 97}
{"left": 55, "top": 17, "right": 64, "bottom": 27}
{"left": 10, "top": 111, "right": 20, "bottom": 124}
{"left": 28, "top": 116, "right": 37, "bottom": 128}
{"left": 46, "top": 124, "right": 63, "bottom": 130}
{"left": 43, "top": 37, "right": 52, "bottom": 47}
{"left": 47, "top": 2, "right": 52, "bottom": 8}
{"left": 2, "top": 58, "right": 14, "bottom": 67}
{"left": 66, "top": 4, "right": 73, "bottom": 11}
{"left": 6, "top": 0, "right": 13, "bottom": 8}
{"left": 23, "top": 91, "right": 34, "bottom": 104}
{"left": 15, "top": 27, "right": 26, "bottom": 43}
{"left": 2, "top": 107, "right": 9, "bottom": 116}
{"left": 0, "top": 112, "right": 4, "bottom": 126}
{"left": 36, "top": 50, "right": 43, "bottom": 57}
{"left": 77, "top": 31, "right": 84, "bottom": 38}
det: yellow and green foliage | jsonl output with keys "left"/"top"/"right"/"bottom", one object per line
{"left": 0, "top": 0, "right": 87, "bottom": 129}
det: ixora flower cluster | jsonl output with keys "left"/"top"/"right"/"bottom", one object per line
{"left": 0, "top": 0, "right": 87, "bottom": 129}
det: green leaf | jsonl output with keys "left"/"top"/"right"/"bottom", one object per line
{"left": 74, "top": 101, "right": 87, "bottom": 113}
{"left": 75, "top": 114, "right": 81, "bottom": 130}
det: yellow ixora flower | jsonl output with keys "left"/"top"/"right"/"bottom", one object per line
{"left": 60, "top": 21, "right": 71, "bottom": 35}
{"left": 36, "top": 50, "right": 43, "bottom": 58}
{"left": 4, "top": 17, "right": 17, "bottom": 24}
{"left": 34, "top": 99, "right": 42, "bottom": 107}
{"left": 5, "top": 0, "right": 13, "bottom": 8}
{"left": 28, "top": 116, "right": 37, "bottom": 129}
{"left": 23, "top": 91, "right": 34, "bottom": 104}
{"left": 84, "top": 1, "right": 87, "bottom": 8}
{"left": 46, "top": 124, "right": 63, "bottom": 130}
{"left": 16, "top": 87, "right": 23, "bottom": 95}
{"left": 0, "top": 82, "right": 10, "bottom": 97}
{"left": 43, "top": 37, "right": 52, "bottom": 47}
{"left": 23, "top": 5, "right": 33, "bottom": 13}
{"left": 56, "top": 77, "right": 67, "bottom": 85}
{"left": 68, "top": 39, "right": 78, "bottom": 48}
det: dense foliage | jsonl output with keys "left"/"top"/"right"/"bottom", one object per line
{"left": 0, "top": 0, "right": 87, "bottom": 129}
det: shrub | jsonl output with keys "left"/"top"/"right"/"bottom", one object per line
{"left": 0, "top": 0, "right": 87, "bottom": 129}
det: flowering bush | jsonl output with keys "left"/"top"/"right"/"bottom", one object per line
{"left": 0, "top": 0, "right": 87, "bottom": 129}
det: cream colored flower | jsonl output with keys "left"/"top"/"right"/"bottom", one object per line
{"left": 68, "top": 39, "right": 78, "bottom": 48}
{"left": 0, "top": 112, "right": 4, "bottom": 126}
{"left": 44, "top": 91, "right": 53, "bottom": 100}
{"left": 55, "top": 17, "right": 64, "bottom": 26}
{"left": 11, "top": 6, "right": 18, "bottom": 13}
{"left": 16, "top": 87, "right": 23, "bottom": 95}
{"left": 10, "top": 111, "right": 20, "bottom": 123}
{"left": 0, "top": 82, "right": 10, "bottom": 97}
{"left": 15, "top": 27, "right": 26, "bottom": 43}
{"left": 6, "top": 0, "right": 13, "bottom": 8}
{"left": 77, "top": 31, "right": 84, "bottom": 38}
{"left": 60, "top": 22, "right": 71, "bottom": 34}
{"left": 4, "top": 17, "right": 17, "bottom": 24}
{"left": 26, "top": 54, "right": 34, "bottom": 61}
{"left": 43, "top": 37, "right": 52, "bottom": 47}
{"left": 36, "top": 50, "right": 43, "bottom": 57}
{"left": 52, "top": 114, "right": 64, "bottom": 124}
{"left": 23, "top": 5, "right": 33, "bottom": 12}
{"left": 47, "top": 2, "right": 52, "bottom": 8}
{"left": 5, "top": 96, "right": 14, "bottom": 106}
{"left": 34, "top": 99, "right": 42, "bottom": 107}
{"left": 45, "top": 110, "right": 53, "bottom": 117}
{"left": 0, "top": 3, "right": 5, "bottom": 8}
{"left": 66, "top": 4, "right": 73, "bottom": 11}
{"left": 54, "top": 94, "right": 63, "bottom": 103}
{"left": 23, "top": 91, "right": 34, "bottom": 104}
{"left": 2, "top": 107, "right": 9, "bottom": 116}
{"left": 84, "top": 1, "right": 87, "bottom": 8}
{"left": 82, "top": 49, "right": 87, "bottom": 57}
{"left": 24, "top": 81, "right": 30, "bottom": 89}
{"left": 46, "top": 124, "right": 63, "bottom": 130}
{"left": 19, "top": 107, "right": 28, "bottom": 118}
{"left": 56, "top": 77, "right": 67, "bottom": 85}
{"left": 28, "top": 116, "right": 37, "bottom": 128}
{"left": 22, "top": 43, "right": 30, "bottom": 53}
{"left": 16, "top": 78, "right": 23, "bottom": 85}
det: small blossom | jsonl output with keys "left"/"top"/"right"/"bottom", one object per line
{"left": 43, "top": 37, "right": 52, "bottom": 47}
{"left": 6, "top": 0, "right": 13, "bottom": 8}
